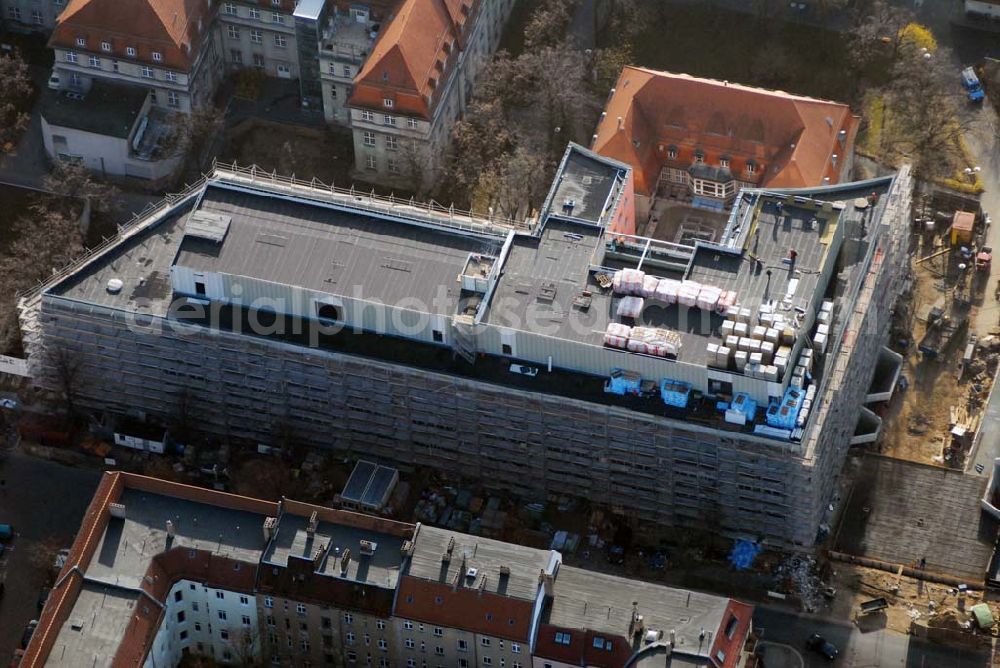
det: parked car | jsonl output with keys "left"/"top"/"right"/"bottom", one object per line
{"left": 19, "top": 620, "right": 37, "bottom": 649}
{"left": 806, "top": 633, "right": 839, "bottom": 660}
{"left": 508, "top": 363, "right": 539, "bottom": 377}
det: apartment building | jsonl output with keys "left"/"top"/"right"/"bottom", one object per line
{"left": 1, "top": 0, "right": 65, "bottom": 32}
{"left": 592, "top": 66, "right": 859, "bottom": 219}
{"left": 217, "top": 0, "right": 299, "bottom": 79}
{"left": 22, "top": 472, "right": 756, "bottom": 668}
{"left": 346, "top": 0, "right": 516, "bottom": 185}
{"left": 19, "top": 143, "right": 911, "bottom": 547}
{"left": 48, "top": 0, "right": 223, "bottom": 113}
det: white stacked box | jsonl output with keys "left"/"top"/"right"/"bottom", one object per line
{"left": 813, "top": 332, "right": 828, "bottom": 354}
{"left": 734, "top": 322, "right": 749, "bottom": 337}
{"left": 707, "top": 342, "right": 720, "bottom": 366}
{"left": 775, "top": 356, "right": 788, "bottom": 375}
{"left": 717, "top": 346, "right": 732, "bottom": 366}
{"left": 739, "top": 307, "right": 752, "bottom": 323}
{"left": 763, "top": 365, "right": 779, "bottom": 381}
{"left": 726, "top": 335, "right": 740, "bottom": 350}
{"left": 738, "top": 337, "right": 752, "bottom": 351}
{"left": 654, "top": 279, "right": 681, "bottom": 305}
{"left": 735, "top": 350, "right": 748, "bottom": 371}
{"left": 765, "top": 327, "right": 780, "bottom": 344}
{"left": 760, "top": 312, "right": 774, "bottom": 327}
{"left": 752, "top": 325, "right": 767, "bottom": 340}
{"left": 678, "top": 281, "right": 702, "bottom": 307}
{"left": 760, "top": 340, "right": 775, "bottom": 363}
{"left": 777, "top": 345, "right": 792, "bottom": 359}
{"left": 612, "top": 269, "right": 645, "bottom": 295}
{"left": 617, "top": 296, "right": 645, "bottom": 318}
{"left": 641, "top": 274, "right": 661, "bottom": 298}
{"left": 717, "top": 290, "right": 738, "bottom": 315}
{"left": 781, "top": 327, "right": 796, "bottom": 344}
{"left": 748, "top": 339, "right": 762, "bottom": 354}
{"left": 721, "top": 320, "right": 736, "bottom": 337}
{"left": 805, "top": 384, "right": 817, "bottom": 401}
{"left": 817, "top": 309, "right": 831, "bottom": 325}
{"left": 604, "top": 323, "right": 632, "bottom": 349}
{"left": 697, "top": 286, "right": 722, "bottom": 311}
{"left": 749, "top": 352, "right": 763, "bottom": 367}
{"left": 797, "top": 408, "right": 809, "bottom": 427}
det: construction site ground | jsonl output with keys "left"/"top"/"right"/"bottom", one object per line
{"left": 879, "top": 215, "right": 997, "bottom": 467}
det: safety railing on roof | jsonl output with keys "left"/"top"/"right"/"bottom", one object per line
{"left": 211, "top": 160, "right": 533, "bottom": 237}
{"left": 14, "top": 175, "right": 210, "bottom": 301}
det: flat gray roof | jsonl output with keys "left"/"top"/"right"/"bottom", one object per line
{"left": 546, "top": 146, "right": 627, "bottom": 225}
{"left": 41, "top": 80, "right": 147, "bottom": 139}
{"left": 407, "top": 525, "right": 554, "bottom": 601}
{"left": 48, "top": 583, "right": 142, "bottom": 665}
{"left": 85, "top": 487, "right": 269, "bottom": 589}
{"left": 546, "top": 566, "right": 731, "bottom": 657}
{"left": 175, "top": 184, "right": 493, "bottom": 316}
{"left": 263, "top": 512, "right": 407, "bottom": 589}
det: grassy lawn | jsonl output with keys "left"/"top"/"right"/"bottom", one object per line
{"left": 607, "top": 4, "right": 859, "bottom": 104}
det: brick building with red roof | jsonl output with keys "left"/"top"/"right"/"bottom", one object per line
{"left": 22, "top": 472, "right": 755, "bottom": 668}
{"left": 592, "top": 66, "right": 859, "bottom": 222}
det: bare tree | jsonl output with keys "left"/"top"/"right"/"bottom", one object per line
{"left": 163, "top": 106, "right": 226, "bottom": 169}
{"left": 45, "top": 345, "right": 85, "bottom": 418}
{"left": 523, "top": 0, "right": 575, "bottom": 51}
{"left": 0, "top": 50, "right": 32, "bottom": 151}
{"left": 472, "top": 146, "right": 548, "bottom": 221}
{"left": 44, "top": 160, "right": 121, "bottom": 216}
{"left": 846, "top": 0, "right": 913, "bottom": 76}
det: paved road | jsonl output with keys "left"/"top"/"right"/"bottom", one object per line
{"left": 0, "top": 447, "right": 101, "bottom": 659}
{"left": 755, "top": 605, "right": 991, "bottom": 667}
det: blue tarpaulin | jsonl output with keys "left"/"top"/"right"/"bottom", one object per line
{"left": 729, "top": 540, "right": 762, "bottom": 570}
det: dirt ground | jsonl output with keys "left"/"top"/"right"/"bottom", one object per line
{"left": 878, "top": 233, "right": 997, "bottom": 466}
{"left": 829, "top": 562, "right": 998, "bottom": 642}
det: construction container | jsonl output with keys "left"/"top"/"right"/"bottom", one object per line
{"left": 660, "top": 379, "right": 692, "bottom": 408}
{"left": 604, "top": 368, "right": 643, "bottom": 395}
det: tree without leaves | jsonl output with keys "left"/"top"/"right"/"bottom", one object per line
{"left": 161, "top": 106, "right": 226, "bottom": 169}
{"left": 846, "top": 0, "right": 913, "bottom": 79}
{"left": 45, "top": 345, "right": 85, "bottom": 418}
{"left": 43, "top": 160, "right": 121, "bottom": 216}
{"left": 0, "top": 50, "right": 32, "bottom": 151}
{"left": 523, "top": 0, "right": 575, "bottom": 51}
{"left": 471, "top": 146, "right": 548, "bottom": 221}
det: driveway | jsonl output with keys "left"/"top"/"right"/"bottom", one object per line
{"left": 0, "top": 447, "right": 101, "bottom": 659}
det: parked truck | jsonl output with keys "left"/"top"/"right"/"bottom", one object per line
{"left": 962, "top": 67, "right": 985, "bottom": 102}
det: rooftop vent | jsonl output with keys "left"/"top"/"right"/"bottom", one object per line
{"left": 106, "top": 278, "right": 124, "bottom": 294}
{"left": 359, "top": 539, "right": 377, "bottom": 556}
{"left": 307, "top": 511, "right": 319, "bottom": 535}
{"left": 165, "top": 520, "right": 175, "bottom": 537}
{"left": 466, "top": 567, "right": 479, "bottom": 581}
{"left": 401, "top": 540, "right": 414, "bottom": 556}
{"left": 109, "top": 502, "right": 126, "bottom": 519}
{"left": 185, "top": 211, "right": 232, "bottom": 243}
{"left": 499, "top": 565, "right": 511, "bottom": 577}
{"left": 262, "top": 517, "right": 278, "bottom": 544}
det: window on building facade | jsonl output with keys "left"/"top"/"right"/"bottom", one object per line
{"left": 165, "top": 71, "right": 177, "bottom": 81}
{"left": 363, "top": 131, "right": 375, "bottom": 147}
{"left": 377, "top": 638, "right": 387, "bottom": 650}
{"left": 7, "top": 7, "right": 21, "bottom": 20}
{"left": 480, "top": 638, "right": 490, "bottom": 647}
{"left": 511, "top": 644, "right": 520, "bottom": 654}
{"left": 720, "top": 157, "right": 730, "bottom": 168}
{"left": 747, "top": 162, "right": 756, "bottom": 174}
{"left": 31, "top": 9, "right": 42, "bottom": 24}
{"left": 376, "top": 620, "right": 386, "bottom": 630}
{"left": 272, "top": 12, "right": 283, "bottom": 23}
{"left": 231, "top": 49, "right": 243, "bottom": 63}
{"left": 100, "top": 41, "right": 111, "bottom": 52}
{"left": 141, "top": 66, "right": 153, "bottom": 78}
{"left": 274, "top": 34, "right": 286, "bottom": 48}
{"left": 435, "top": 647, "right": 444, "bottom": 656}
{"left": 383, "top": 115, "right": 396, "bottom": 126}
{"left": 296, "top": 603, "right": 307, "bottom": 615}
{"left": 224, "top": 2, "right": 236, "bottom": 14}
{"left": 251, "top": 29, "right": 262, "bottom": 44}
{"left": 177, "top": 611, "right": 186, "bottom": 623}
{"left": 242, "top": 615, "right": 251, "bottom": 626}
{"left": 126, "top": 46, "right": 136, "bottom": 57}
{"left": 433, "top": 628, "right": 443, "bottom": 637}
{"left": 228, "top": 25, "right": 240, "bottom": 39}
{"left": 219, "top": 610, "right": 228, "bottom": 620}
{"left": 88, "top": 55, "right": 100, "bottom": 68}
{"left": 554, "top": 632, "right": 571, "bottom": 645}
{"left": 65, "top": 51, "right": 78, "bottom": 63}
{"left": 383, "top": 98, "right": 393, "bottom": 108}
{"left": 405, "top": 639, "right": 415, "bottom": 649}
{"left": 168, "top": 91, "right": 179, "bottom": 107}
{"left": 344, "top": 613, "right": 354, "bottom": 624}
{"left": 152, "top": 51, "right": 162, "bottom": 62}
{"left": 271, "top": 0, "right": 281, "bottom": 5}
{"left": 407, "top": 660, "right": 416, "bottom": 668}
{"left": 482, "top": 659, "right": 491, "bottom": 666}
{"left": 457, "top": 640, "right": 468, "bottom": 652}
{"left": 342, "top": 65, "right": 351, "bottom": 77}
{"left": 221, "top": 629, "right": 230, "bottom": 639}
{"left": 70, "top": 73, "right": 81, "bottom": 86}
{"left": 361, "top": 110, "right": 373, "bottom": 122}
{"left": 216, "top": 591, "right": 225, "bottom": 600}
{"left": 407, "top": 118, "right": 418, "bottom": 129}
{"left": 248, "top": 6, "right": 260, "bottom": 18}
{"left": 264, "top": 597, "right": 274, "bottom": 608}
{"left": 76, "top": 36, "right": 86, "bottom": 47}
{"left": 253, "top": 54, "right": 265, "bottom": 68}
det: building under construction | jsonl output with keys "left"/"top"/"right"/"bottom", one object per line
{"left": 19, "top": 145, "right": 913, "bottom": 546}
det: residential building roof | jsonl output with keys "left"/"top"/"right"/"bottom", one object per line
{"left": 593, "top": 66, "right": 858, "bottom": 195}
{"left": 348, "top": 0, "right": 475, "bottom": 119}
{"left": 49, "top": 0, "right": 215, "bottom": 71}
{"left": 542, "top": 143, "right": 633, "bottom": 227}
{"left": 41, "top": 80, "right": 148, "bottom": 139}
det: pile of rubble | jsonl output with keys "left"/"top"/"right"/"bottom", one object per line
{"left": 773, "top": 554, "right": 826, "bottom": 612}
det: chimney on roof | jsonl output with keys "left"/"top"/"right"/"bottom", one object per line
{"left": 340, "top": 548, "right": 351, "bottom": 575}
{"left": 262, "top": 517, "right": 277, "bottom": 544}
{"left": 166, "top": 520, "right": 175, "bottom": 538}
{"left": 831, "top": 153, "right": 838, "bottom": 167}
{"left": 499, "top": 565, "right": 510, "bottom": 577}
{"left": 538, "top": 569, "right": 554, "bottom": 597}
{"left": 109, "top": 503, "right": 126, "bottom": 519}
{"left": 617, "top": 116, "right": 623, "bottom": 131}
{"left": 838, "top": 129, "right": 847, "bottom": 144}
{"left": 478, "top": 575, "right": 487, "bottom": 596}
{"left": 313, "top": 543, "right": 326, "bottom": 569}
{"left": 669, "top": 629, "right": 676, "bottom": 646}
{"left": 401, "top": 540, "right": 414, "bottom": 557}
{"left": 307, "top": 511, "right": 319, "bottom": 536}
